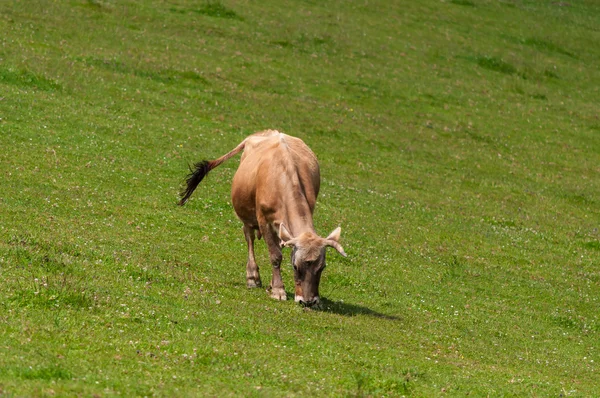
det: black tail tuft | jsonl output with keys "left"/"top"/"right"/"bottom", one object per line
{"left": 178, "top": 160, "right": 212, "bottom": 206}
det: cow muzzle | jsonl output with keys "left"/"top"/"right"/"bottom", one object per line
{"left": 297, "top": 296, "right": 320, "bottom": 308}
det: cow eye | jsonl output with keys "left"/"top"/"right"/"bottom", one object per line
{"left": 293, "top": 265, "right": 298, "bottom": 271}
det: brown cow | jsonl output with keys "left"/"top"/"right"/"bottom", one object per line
{"left": 179, "top": 130, "right": 346, "bottom": 307}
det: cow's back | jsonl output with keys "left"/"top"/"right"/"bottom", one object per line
{"left": 231, "top": 131, "right": 320, "bottom": 227}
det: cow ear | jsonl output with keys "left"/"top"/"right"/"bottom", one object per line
{"left": 326, "top": 227, "right": 342, "bottom": 242}
{"left": 278, "top": 224, "right": 294, "bottom": 247}
{"left": 325, "top": 227, "right": 346, "bottom": 257}
{"left": 326, "top": 240, "right": 347, "bottom": 257}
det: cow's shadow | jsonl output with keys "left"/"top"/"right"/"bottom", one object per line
{"left": 316, "top": 298, "right": 401, "bottom": 321}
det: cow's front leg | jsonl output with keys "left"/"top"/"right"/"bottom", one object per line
{"left": 262, "top": 226, "right": 286, "bottom": 300}
{"left": 243, "top": 225, "right": 261, "bottom": 288}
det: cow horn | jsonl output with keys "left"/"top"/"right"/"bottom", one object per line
{"left": 326, "top": 240, "right": 347, "bottom": 257}
{"left": 278, "top": 223, "right": 294, "bottom": 242}
{"left": 326, "top": 227, "right": 342, "bottom": 242}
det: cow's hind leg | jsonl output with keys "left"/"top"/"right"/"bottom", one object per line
{"left": 262, "top": 225, "right": 286, "bottom": 300}
{"left": 243, "top": 225, "right": 262, "bottom": 288}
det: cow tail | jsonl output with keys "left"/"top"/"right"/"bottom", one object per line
{"left": 178, "top": 139, "right": 247, "bottom": 206}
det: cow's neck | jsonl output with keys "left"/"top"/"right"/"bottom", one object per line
{"left": 283, "top": 194, "right": 315, "bottom": 237}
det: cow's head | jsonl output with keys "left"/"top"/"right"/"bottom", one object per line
{"left": 279, "top": 224, "right": 346, "bottom": 307}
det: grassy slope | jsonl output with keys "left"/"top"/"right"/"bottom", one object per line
{"left": 1, "top": 0, "right": 599, "bottom": 396}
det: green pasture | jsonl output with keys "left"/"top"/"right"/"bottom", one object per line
{"left": 1, "top": 0, "right": 599, "bottom": 396}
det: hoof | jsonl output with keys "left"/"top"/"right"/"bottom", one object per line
{"left": 269, "top": 288, "right": 287, "bottom": 301}
{"left": 247, "top": 278, "right": 262, "bottom": 288}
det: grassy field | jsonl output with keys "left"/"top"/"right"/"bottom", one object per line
{"left": 1, "top": 0, "right": 599, "bottom": 396}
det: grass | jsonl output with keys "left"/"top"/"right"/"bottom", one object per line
{"left": 1, "top": 0, "right": 599, "bottom": 396}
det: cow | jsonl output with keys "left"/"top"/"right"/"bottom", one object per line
{"left": 179, "top": 130, "right": 346, "bottom": 307}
